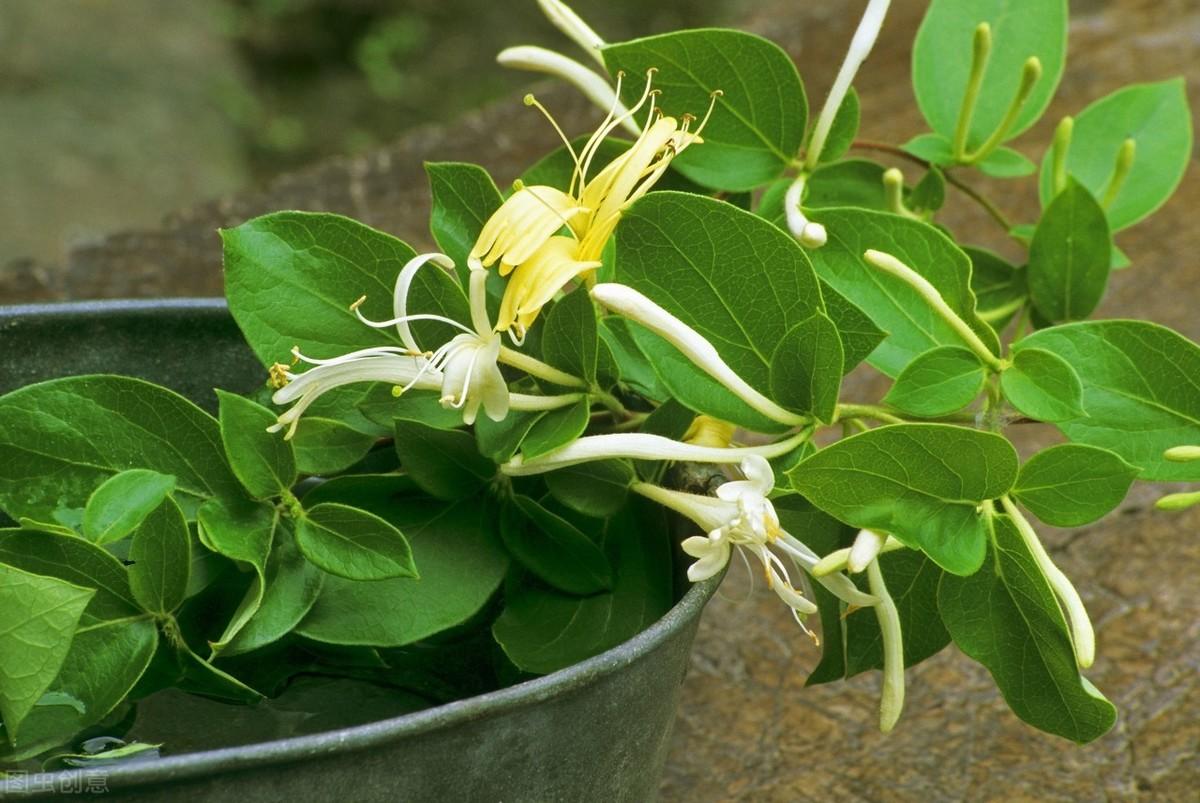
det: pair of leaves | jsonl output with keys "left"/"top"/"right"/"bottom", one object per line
{"left": 912, "top": 0, "right": 1067, "bottom": 158}
{"left": 1017, "top": 321, "right": 1200, "bottom": 481}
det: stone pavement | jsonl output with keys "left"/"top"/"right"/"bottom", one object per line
{"left": 1, "top": 1, "right": 1196, "bottom": 800}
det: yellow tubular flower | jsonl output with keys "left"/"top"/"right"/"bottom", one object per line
{"left": 469, "top": 70, "right": 718, "bottom": 340}
{"left": 683, "top": 415, "right": 737, "bottom": 449}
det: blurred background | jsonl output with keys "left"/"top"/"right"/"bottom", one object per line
{"left": 0, "top": 0, "right": 750, "bottom": 269}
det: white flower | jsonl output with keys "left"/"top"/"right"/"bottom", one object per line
{"left": 634, "top": 455, "right": 878, "bottom": 632}
{"left": 359, "top": 256, "right": 510, "bottom": 425}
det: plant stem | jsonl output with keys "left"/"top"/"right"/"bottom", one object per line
{"left": 850, "top": 140, "right": 1017, "bottom": 233}
{"left": 835, "top": 403, "right": 905, "bottom": 425}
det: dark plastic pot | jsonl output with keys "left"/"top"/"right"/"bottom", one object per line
{"left": 0, "top": 299, "right": 717, "bottom": 802}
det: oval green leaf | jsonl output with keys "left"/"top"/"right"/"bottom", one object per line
{"left": 296, "top": 502, "right": 416, "bottom": 582}
{"left": 1013, "top": 444, "right": 1138, "bottom": 527}
{"left": 82, "top": 469, "right": 177, "bottom": 546}
{"left": 884, "top": 346, "right": 986, "bottom": 418}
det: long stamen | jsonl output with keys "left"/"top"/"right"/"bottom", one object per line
{"left": 524, "top": 93, "right": 581, "bottom": 178}
{"left": 393, "top": 252, "right": 457, "bottom": 354}
{"left": 353, "top": 307, "right": 476, "bottom": 337}
{"left": 574, "top": 69, "right": 628, "bottom": 194}
{"left": 579, "top": 70, "right": 656, "bottom": 187}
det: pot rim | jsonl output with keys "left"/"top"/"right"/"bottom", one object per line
{"left": 0, "top": 298, "right": 720, "bottom": 791}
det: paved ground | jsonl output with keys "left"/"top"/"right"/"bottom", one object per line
{"left": 1, "top": 0, "right": 1196, "bottom": 800}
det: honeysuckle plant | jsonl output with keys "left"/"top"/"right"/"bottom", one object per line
{"left": 0, "top": 0, "right": 1195, "bottom": 768}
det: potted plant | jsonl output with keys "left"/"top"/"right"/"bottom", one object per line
{"left": 1, "top": 0, "right": 1194, "bottom": 798}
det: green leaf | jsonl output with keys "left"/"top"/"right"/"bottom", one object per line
{"left": 902, "top": 133, "right": 955, "bottom": 165}
{"left": 82, "top": 470, "right": 177, "bottom": 546}
{"left": 0, "top": 529, "right": 139, "bottom": 624}
{"left": 425, "top": 161, "right": 503, "bottom": 280}
{"left": 615, "top": 192, "right": 826, "bottom": 395}
{"left": 884, "top": 346, "right": 986, "bottom": 417}
{"left": 540, "top": 288, "right": 598, "bottom": 385}
{"left": 769, "top": 314, "right": 843, "bottom": 422}
{"left": 976, "top": 146, "right": 1036, "bottom": 178}
{"left": 501, "top": 496, "right": 612, "bottom": 595}
{"left": 913, "top": 0, "right": 1067, "bottom": 151}
{"left": 938, "top": 515, "right": 1116, "bottom": 743}
{"left": 493, "top": 496, "right": 672, "bottom": 674}
{"left": 393, "top": 419, "right": 493, "bottom": 500}
{"left": 544, "top": 460, "right": 634, "bottom": 519}
{"left": 1026, "top": 180, "right": 1112, "bottom": 323}
{"left": 360, "top": 389, "right": 464, "bottom": 432}
{"left": 2, "top": 617, "right": 157, "bottom": 756}
{"left": 1013, "top": 444, "right": 1138, "bottom": 527}
{"left": 521, "top": 400, "right": 590, "bottom": 460}
{"left": 222, "top": 211, "right": 469, "bottom": 366}
{"left": 291, "top": 417, "right": 377, "bottom": 476}
{"left": 175, "top": 643, "right": 263, "bottom": 704}
{"left": 296, "top": 502, "right": 416, "bottom": 581}
{"left": 599, "top": 318, "right": 668, "bottom": 401}
{"left": 789, "top": 424, "right": 1019, "bottom": 574}
{"left": 603, "top": 29, "right": 807, "bottom": 190}
{"left": 475, "top": 410, "right": 545, "bottom": 463}
{"left": 1039, "top": 79, "right": 1193, "bottom": 231}
{"left": 626, "top": 322, "right": 788, "bottom": 433}
{"left": 221, "top": 521, "right": 324, "bottom": 656}
{"left": 805, "top": 159, "right": 890, "bottom": 213}
{"left": 908, "top": 167, "right": 946, "bottom": 213}
{"left": 1000, "top": 347, "right": 1085, "bottom": 422}
{"left": 816, "top": 87, "right": 859, "bottom": 164}
{"left": 196, "top": 497, "right": 276, "bottom": 654}
{"left": 808, "top": 208, "right": 999, "bottom": 376}
{"left": 0, "top": 564, "right": 94, "bottom": 739}
{"left": 217, "top": 390, "right": 297, "bottom": 499}
{"left": 0, "top": 375, "right": 240, "bottom": 525}
{"left": 196, "top": 497, "right": 274, "bottom": 569}
{"left": 819, "top": 282, "right": 887, "bottom": 371}
{"left": 1017, "top": 321, "right": 1200, "bottom": 481}
{"left": 297, "top": 492, "right": 509, "bottom": 646}
{"left": 128, "top": 496, "right": 191, "bottom": 615}
{"left": 966, "top": 246, "right": 1026, "bottom": 329}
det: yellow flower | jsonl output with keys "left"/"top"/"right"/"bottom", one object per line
{"left": 468, "top": 71, "right": 718, "bottom": 340}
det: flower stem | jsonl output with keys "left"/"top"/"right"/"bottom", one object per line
{"left": 867, "top": 559, "right": 905, "bottom": 733}
{"left": 509, "top": 392, "right": 586, "bottom": 411}
{"left": 805, "top": 0, "right": 892, "bottom": 170}
{"left": 863, "top": 250, "right": 1004, "bottom": 372}
{"left": 1100, "top": 138, "right": 1137, "bottom": 210}
{"left": 1000, "top": 496, "right": 1095, "bottom": 668}
{"left": 501, "top": 429, "right": 810, "bottom": 476}
{"left": 1050, "top": 116, "right": 1074, "bottom": 196}
{"left": 499, "top": 346, "right": 587, "bottom": 389}
{"left": 952, "top": 23, "right": 993, "bottom": 161}
{"left": 963, "top": 56, "right": 1042, "bottom": 165}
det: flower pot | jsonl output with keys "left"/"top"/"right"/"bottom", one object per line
{"left": 0, "top": 299, "right": 718, "bottom": 802}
